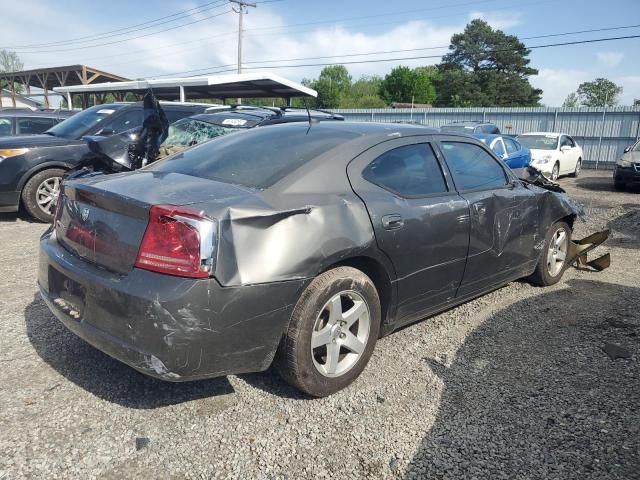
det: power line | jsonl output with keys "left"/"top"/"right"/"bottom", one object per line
{"left": 9, "top": 9, "right": 234, "bottom": 54}
{"left": 1, "top": 1, "right": 228, "bottom": 50}
{"left": 148, "top": 27, "right": 640, "bottom": 78}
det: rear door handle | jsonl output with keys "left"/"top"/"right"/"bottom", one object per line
{"left": 381, "top": 214, "right": 404, "bottom": 230}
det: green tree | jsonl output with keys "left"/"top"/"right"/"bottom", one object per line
{"left": 348, "top": 75, "right": 386, "bottom": 107}
{"left": 0, "top": 50, "right": 24, "bottom": 94}
{"left": 435, "top": 19, "right": 542, "bottom": 107}
{"left": 576, "top": 78, "right": 622, "bottom": 107}
{"left": 378, "top": 66, "right": 436, "bottom": 104}
{"left": 307, "top": 65, "right": 352, "bottom": 109}
{"left": 562, "top": 92, "right": 579, "bottom": 108}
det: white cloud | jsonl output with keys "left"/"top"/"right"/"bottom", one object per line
{"left": 596, "top": 51, "right": 624, "bottom": 68}
{"left": 532, "top": 69, "right": 640, "bottom": 106}
{"left": 467, "top": 10, "right": 523, "bottom": 30}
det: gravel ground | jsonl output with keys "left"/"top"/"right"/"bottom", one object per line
{"left": 1, "top": 169, "right": 638, "bottom": 479}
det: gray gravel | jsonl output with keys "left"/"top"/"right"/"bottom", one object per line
{"left": 1, "top": 170, "right": 638, "bottom": 479}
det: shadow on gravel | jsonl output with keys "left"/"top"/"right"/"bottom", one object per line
{"left": 406, "top": 279, "right": 640, "bottom": 480}
{"left": 607, "top": 208, "right": 640, "bottom": 250}
{"left": 575, "top": 176, "right": 640, "bottom": 193}
{"left": 24, "top": 294, "right": 234, "bottom": 408}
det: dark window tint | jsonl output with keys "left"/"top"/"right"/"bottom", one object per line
{"left": 504, "top": 137, "right": 519, "bottom": 155}
{"left": 364, "top": 143, "right": 447, "bottom": 197}
{"left": 17, "top": 117, "right": 57, "bottom": 135}
{"left": 99, "top": 109, "right": 143, "bottom": 134}
{"left": 149, "top": 124, "right": 359, "bottom": 189}
{"left": 489, "top": 125, "right": 500, "bottom": 134}
{"left": 0, "top": 117, "right": 13, "bottom": 136}
{"left": 492, "top": 139, "right": 506, "bottom": 158}
{"left": 441, "top": 141, "right": 507, "bottom": 191}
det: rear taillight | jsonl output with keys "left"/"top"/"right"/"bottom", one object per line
{"left": 135, "top": 205, "right": 217, "bottom": 279}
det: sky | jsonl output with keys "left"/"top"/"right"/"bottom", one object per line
{"left": 1, "top": 0, "right": 639, "bottom": 106}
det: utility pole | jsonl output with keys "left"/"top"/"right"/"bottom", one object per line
{"left": 230, "top": 0, "right": 256, "bottom": 104}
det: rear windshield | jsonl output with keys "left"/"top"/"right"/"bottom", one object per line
{"left": 147, "top": 124, "right": 359, "bottom": 189}
{"left": 440, "top": 125, "right": 474, "bottom": 134}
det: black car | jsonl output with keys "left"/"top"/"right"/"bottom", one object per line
{"left": 0, "top": 101, "right": 220, "bottom": 221}
{"left": 440, "top": 120, "right": 501, "bottom": 135}
{"left": 613, "top": 140, "right": 640, "bottom": 190}
{"left": 0, "top": 108, "right": 75, "bottom": 137}
{"left": 157, "top": 107, "right": 343, "bottom": 158}
{"left": 39, "top": 122, "right": 582, "bottom": 397}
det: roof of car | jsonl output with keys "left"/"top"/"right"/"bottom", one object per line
{"left": 519, "top": 132, "right": 564, "bottom": 137}
{"left": 0, "top": 109, "right": 74, "bottom": 117}
{"left": 186, "top": 107, "right": 343, "bottom": 128}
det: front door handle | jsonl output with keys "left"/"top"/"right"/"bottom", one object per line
{"left": 381, "top": 214, "right": 404, "bottom": 230}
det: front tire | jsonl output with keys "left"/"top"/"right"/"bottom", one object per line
{"left": 274, "top": 266, "right": 381, "bottom": 397}
{"left": 529, "top": 221, "right": 571, "bottom": 287}
{"left": 550, "top": 162, "right": 560, "bottom": 181}
{"left": 570, "top": 158, "right": 582, "bottom": 177}
{"left": 21, "top": 168, "right": 65, "bottom": 223}
{"left": 614, "top": 178, "right": 625, "bottom": 191}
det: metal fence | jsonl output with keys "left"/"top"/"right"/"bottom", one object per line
{"left": 332, "top": 107, "right": 640, "bottom": 168}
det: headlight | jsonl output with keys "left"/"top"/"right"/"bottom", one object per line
{"left": 616, "top": 158, "right": 632, "bottom": 168}
{"left": 534, "top": 154, "right": 553, "bottom": 164}
{"left": 0, "top": 148, "right": 29, "bottom": 161}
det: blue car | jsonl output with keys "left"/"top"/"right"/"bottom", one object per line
{"left": 474, "top": 134, "right": 531, "bottom": 169}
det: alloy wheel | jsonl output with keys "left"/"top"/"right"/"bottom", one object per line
{"left": 311, "top": 290, "right": 371, "bottom": 378}
{"left": 547, "top": 228, "right": 568, "bottom": 277}
{"left": 36, "top": 176, "right": 61, "bottom": 215}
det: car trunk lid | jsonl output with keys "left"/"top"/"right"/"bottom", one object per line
{"left": 55, "top": 171, "right": 253, "bottom": 274}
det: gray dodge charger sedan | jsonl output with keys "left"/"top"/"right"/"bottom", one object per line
{"left": 39, "top": 122, "right": 581, "bottom": 397}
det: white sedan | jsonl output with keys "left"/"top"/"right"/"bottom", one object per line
{"left": 517, "top": 132, "right": 584, "bottom": 180}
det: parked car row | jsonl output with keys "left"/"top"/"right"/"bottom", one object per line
{"left": 439, "top": 121, "right": 584, "bottom": 180}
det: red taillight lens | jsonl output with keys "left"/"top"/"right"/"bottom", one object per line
{"left": 135, "top": 205, "right": 216, "bottom": 279}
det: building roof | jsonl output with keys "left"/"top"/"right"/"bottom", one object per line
{"left": 53, "top": 72, "right": 317, "bottom": 100}
{"left": 0, "top": 65, "right": 130, "bottom": 90}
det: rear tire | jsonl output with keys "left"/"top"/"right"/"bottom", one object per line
{"left": 570, "top": 158, "right": 582, "bottom": 177}
{"left": 274, "top": 266, "right": 381, "bottom": 397}
{"left": 529, "top": 221, "right": 571, "bottom": 287}
{"left": 21, "top": 168, "right": 65, "bottom": 223}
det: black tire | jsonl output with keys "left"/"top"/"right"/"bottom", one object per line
{"left": 21, "top": 168, "right": 65, "bottom": 223}
{"left": 551, "top": 162, "right": 560, "bottom": 181}
{"left": 570, "top": 158, "right": 582, "bottom": 178}
{"left": 529, "top": 221, "right": 572, "bottom": 287}
{"left": 614, "top": 179, "right": 625, "bottom": 191}
{"left": 274, "top": 266, "right": 381, "bottom": 397}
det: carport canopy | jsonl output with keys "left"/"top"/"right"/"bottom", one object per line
{"left": 53, "top": 72, "right": 317, "bottom": 105}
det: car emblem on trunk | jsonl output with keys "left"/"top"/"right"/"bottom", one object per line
{"left": 81, "top": 208, "right": 90, "bottom": 222}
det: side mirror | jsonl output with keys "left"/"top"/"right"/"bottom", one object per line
{"left": 98, "top": 127, "right": 115, "bottom": 136}
{"left": 624, "top": 146, "right": 631, "bottom": 153}
{"left": 560, "top": 145, "right": 571, "bottom": 152}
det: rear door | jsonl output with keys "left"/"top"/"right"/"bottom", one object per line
{"left": 436, "top": 137, "right": 539, "bottom": 297}
{"left": 347, "top": 136, "right": 470, "bottom": 323}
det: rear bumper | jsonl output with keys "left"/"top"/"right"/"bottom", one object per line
{"left": 0, "top": 190, "right": 20, "bottom": 212}
{"left": 38, "top": 230, "right": 308, "bottom": 381}
{"left": 614, "top": 166, "right": 640, "bottom": 184}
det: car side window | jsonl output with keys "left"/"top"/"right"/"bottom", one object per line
{"left": 504, "top": 137, "right": 519, "bottom": 155}
{"left": 17, "top": 117, "right": 57, "bottom": 135}
{"left": 440, "top": 141, "right": 508, "bottom": 191}
{"left": 565, "top": 136, "right": 575, "bottom": 148}
{"left": 0, "top": 117, "right": 12, "bottom": 136}
{"left": 363, "top": 143, "right": 448, "bottom": 197}
{"left": 491, "top": 139, "right": 506, "bottom": 158}
{"left": 165, "top": 110, "right": 197, "bottom": 124}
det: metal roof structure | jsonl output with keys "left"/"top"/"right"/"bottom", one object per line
{"left": 0, "top": 65, "right": 130, "bottom": 108}
{"left": 53, "top": 72, "right": 317, "bottom": 105}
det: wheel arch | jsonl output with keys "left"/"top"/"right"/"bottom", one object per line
{"left": 17, "top": 161, "right": 73, "bottom": 192}
{"left": 320, "top": 254, "right": 396, "bottom": 334}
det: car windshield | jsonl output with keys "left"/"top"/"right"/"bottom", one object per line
{"left": 163, "top": 118, "right": 239, "bottom": 147}
{"left": 441, "top": 125, "right": 474, "bottom": 133}
{"left": 148, "top": 124, "right": 359, "bottom": 189}
{"left": 632, "top": 142, "right": 640, "bottom": 152}
{"left": 46, "top": 104, "right": 124, "bottom": 139}
{"left": 517, "top": 135, "right": 558, "bottom": 150}
{"left": 518, "top": 135, "right": 560, "bottom": 150}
